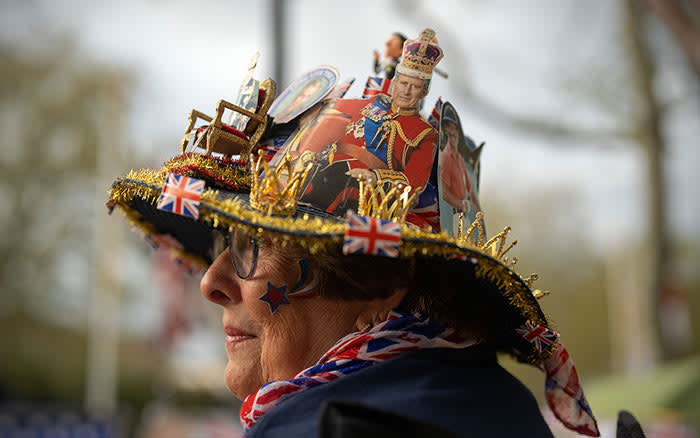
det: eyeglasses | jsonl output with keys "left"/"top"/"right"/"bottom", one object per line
{"left": 211, "top": 229, "right": 259, "bottom": 279}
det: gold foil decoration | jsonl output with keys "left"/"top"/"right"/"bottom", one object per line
{"left": 163, "top": 153, "right": 252, "bottom": 190}
{"left": 249, "top": 150, "right": 313, "bottom": 216}
{"left": 357, "top": 177, "right": 418, "bottom": 223}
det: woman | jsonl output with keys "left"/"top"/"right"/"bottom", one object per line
{"left": 201, "top": 232, "right": 556, "bottom": 436}
{"left": 108, "top": 29, "right": 599, "bottom": 437}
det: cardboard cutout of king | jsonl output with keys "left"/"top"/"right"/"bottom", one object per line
{"left": 286, "top": 29, "right": 443, "bottom": 227}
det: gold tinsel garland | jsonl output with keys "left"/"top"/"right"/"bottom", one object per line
{"left": 108, "top": 174, "right": 210, "bottom": 270}
{"left": 162, "top": 153, "right": 252, "bottom": 190}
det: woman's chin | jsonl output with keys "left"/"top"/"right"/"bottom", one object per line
{"left": 224, "top": 360, "right": 260, "bottom": 400}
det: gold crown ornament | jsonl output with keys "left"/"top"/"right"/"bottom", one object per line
{"left": 456, "top": 211, "right": 549, "bottom": 300}
{"left": 249, "top": 150, "right": 314, "bottom": 216}
{"left": 356, "top": 177, "right": 419, "bottom": 223}
{"left": 395, "top": 28, "right": 444, "bottom": 80}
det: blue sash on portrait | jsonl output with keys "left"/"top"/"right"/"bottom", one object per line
{"left": 364, "top": 96, "right": 392, "bottom": 163}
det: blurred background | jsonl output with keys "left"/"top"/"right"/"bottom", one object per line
{"left": 1, "top": 0, "right": 698, "bottom": 436}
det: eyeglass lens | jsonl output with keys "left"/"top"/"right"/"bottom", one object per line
{"left": 229, "top": 229, "right": 258, "bottom": 279}
{"left": 210, "top": 229, "right": 259, "bottom": 279}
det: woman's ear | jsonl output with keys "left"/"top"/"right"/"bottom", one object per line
{"left": 354, "top": 287, "right": 408, "bottom": 331}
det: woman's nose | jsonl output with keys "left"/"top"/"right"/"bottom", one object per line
{"left": 200, "top": 249, "right": 241, "bottom": 306}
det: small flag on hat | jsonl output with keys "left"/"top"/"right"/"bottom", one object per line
{"left": 343, "top": 211, "right": 401, "bottom": 258}
{"left": 515, "top": 320, "right": 559, "bottom": 353}
{"left": 157, "top": 173, "right": 205, "bottom": 219}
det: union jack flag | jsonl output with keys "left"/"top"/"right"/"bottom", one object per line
{"left": 156, "top": 173, "right": 205, "bottom": 219}
{"left": 408, "top": 183, "right": 440, "bottom": 231}
{"left": 427, "top": 97, "right": 443, "bottom": 129}
{"left": 515, "top": 320, "right": 559, "bottom": 352}
{"left": 361, "top": 76, "right": 392, "bottom": 99}
{"left": 343, "top": 211, "right": 401, "bottom": 258}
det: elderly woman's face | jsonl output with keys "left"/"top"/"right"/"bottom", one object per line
{"left": 200, "top": 237, "right": 365, "bottom": 399}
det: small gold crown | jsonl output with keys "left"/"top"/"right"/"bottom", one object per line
{"left": 356, "top": 177, "right": 418, "bottom": 223}
{"left": 457, "top": 212, "right": 549, "bottom": 299}
{"left": 249, "top": 150, "right": 313, "bottom": 216}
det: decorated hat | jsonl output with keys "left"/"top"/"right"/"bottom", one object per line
{"left": 395, "top": 28, "right": 444, "bottom": 80}
{"left": 108, "top": 35, "right": 599, "bottom": 436}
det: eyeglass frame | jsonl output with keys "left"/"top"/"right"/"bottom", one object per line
{"left": 220, "top": 230, "right": 259, "bottom": 280}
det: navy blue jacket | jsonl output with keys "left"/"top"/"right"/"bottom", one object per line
{"left": 248, "top": 345, "right": 553, "bottom": 437}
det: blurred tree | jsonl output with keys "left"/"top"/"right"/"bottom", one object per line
{"left": 644, "top": 0, "right": 700, "bottom": 83}
{"left": 624, "top": 0, "right": 673, "bottom": 362}
{"left": 641, "top": 0, "right": 700, "bottom": 360}
{"left": 0, "top": 42, "right": 114, "bottom": 324}
{"left": 482, "top": 186, "right": 612, "bottom": 389}
{"left": 0, "top": 38, "right": 232, "bottom": 434}
{"left": 0, "top": 41, "right": 136, "bottom": 402}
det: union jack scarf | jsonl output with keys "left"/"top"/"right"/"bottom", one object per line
{"left": 239, "top": 312, "right": 600, "bottom": 437}
{"left": 239, "top": 310, "right": 478, "bottom": 435}
{"left": 544, "top": 341, "right": 600, "bottom": 436}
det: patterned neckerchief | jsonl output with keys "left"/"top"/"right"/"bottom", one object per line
{"left": 239, "top": 310, "right": 478, "bottom": 435}
{"left": 238, "top": 310, "right": 600, "bottom": 437}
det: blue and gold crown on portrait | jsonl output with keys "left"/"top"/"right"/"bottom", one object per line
{"left": 107, "top": 28, "right": 553, "bottom": 366}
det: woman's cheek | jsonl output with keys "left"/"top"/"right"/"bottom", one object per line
{"left": 258, "top": 313, "right": 307, "bottom": 381}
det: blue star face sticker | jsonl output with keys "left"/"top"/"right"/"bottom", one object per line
{"left": 259, "top": 282, "right": 290, "bottom": 313}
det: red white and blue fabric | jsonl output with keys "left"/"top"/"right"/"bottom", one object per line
{"left": 145, "top": 232, "right": 183, "bottom": 251}
{"left": 156, "top": 173, "right": 205, "bottom": 219}
{"left": 516, "top": 320, "right": 559, "bottom": 353}
{"left": 427, "top": 97, "right": 443, "bottom": 130}
{"left": 329, "top": 77, "right": 356, "bottom": 99}
{"left": 343, "top": 211, "right": 401, "bottom": 258}
{"left": 408, "top": 183, "right": 440, "bottom": 231}
{"left": 516, "top": 320, "right": 598, "bottom": 435}
{"left": 544, "top": 341, "right": 600, "bottom": 437}
{"left": 145, "top": 233, "right": 201, "bottom": 275}
{"left": 239, "top": 310, "right": 478, "bottom": 435}
{"left": 361, "top": 76, "right": 392, "bottom": 99}
{"left": 173, "top": 256, "right": 201, "bottom": 276}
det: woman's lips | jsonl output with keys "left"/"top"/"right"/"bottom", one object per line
{"left": 224, "top": 326, "right": 255, "bottom": 346}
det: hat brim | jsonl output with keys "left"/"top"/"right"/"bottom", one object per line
{"left": 109, "top": 153, "right": 552, "bottom": 365}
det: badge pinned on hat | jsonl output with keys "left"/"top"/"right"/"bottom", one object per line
{"left": 268, "top": 66, "right": 339, "bottom": 125}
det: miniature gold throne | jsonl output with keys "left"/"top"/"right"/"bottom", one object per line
{"left": 180, "top": 78, "right": 276, "bottom": 160}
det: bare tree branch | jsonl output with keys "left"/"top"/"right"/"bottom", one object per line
{"left": 643, "top": 0, "right": 700, "bottom": 82}
{"left": 392, "top": 1, "right": 628, "bottom": 144}
{"left": 448, "top": 77, "right": 629, "bottom": 143}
